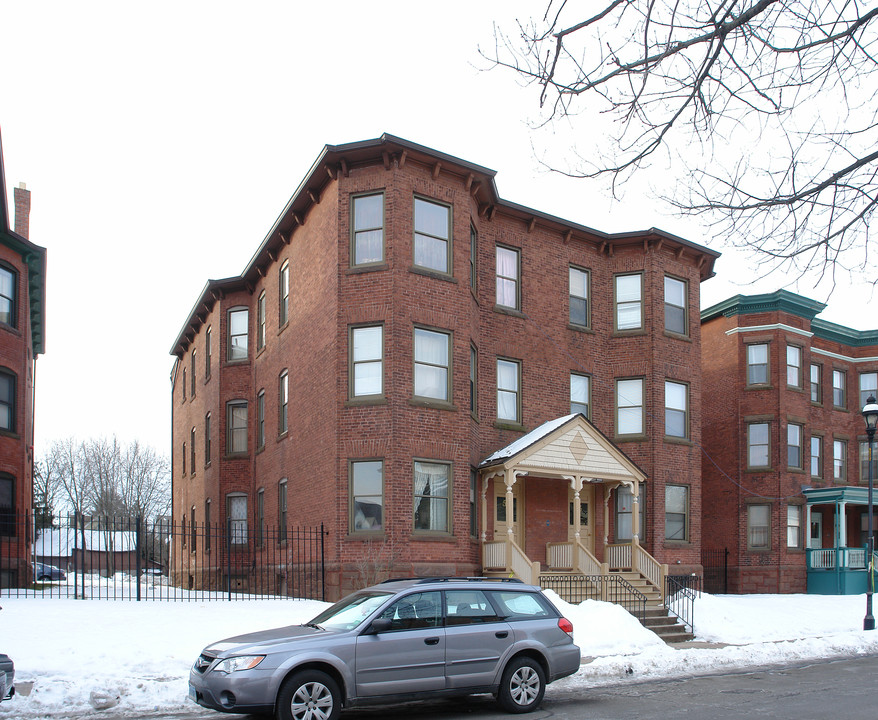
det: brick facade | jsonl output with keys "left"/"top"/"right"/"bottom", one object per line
{"left": 171, "top": 134, "right": 718, "bottom": 600}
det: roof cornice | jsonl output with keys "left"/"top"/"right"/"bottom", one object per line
{"left": 701, "top": 289, "right": 826, "bottom": 324}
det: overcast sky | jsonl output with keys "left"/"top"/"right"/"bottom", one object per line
{"left": 2, "top": 1, "right": 875, "bottom": 456}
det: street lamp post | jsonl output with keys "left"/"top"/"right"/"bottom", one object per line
{"left": 862, "top": 395, "right": 878, "bottom": 631}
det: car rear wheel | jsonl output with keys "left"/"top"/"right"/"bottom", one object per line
{"left": 497, "top": 656, "right": 546, "bottom": 713}
{"left": 276, "top": 670, "right": 340, "bottom": 720}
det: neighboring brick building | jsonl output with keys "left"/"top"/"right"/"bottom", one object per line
{"left": 170, "top": 134, "right": 719, "bottom": 600}
{"left": 0, "top": 128, "right": 47, "bottom": 587}
{"left": 702, "top": 290, "right": 878, "bottom": 594}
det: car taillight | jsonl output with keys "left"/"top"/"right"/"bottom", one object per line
{"left": 558, "top": 617, "right": 574, "bottom": 636}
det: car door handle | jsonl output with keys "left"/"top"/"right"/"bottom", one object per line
{"left": 424, "top": 637, "right": 440, "bottom": 645}
{"left": 495, "top": 631, "right": 509, "bottom": 639}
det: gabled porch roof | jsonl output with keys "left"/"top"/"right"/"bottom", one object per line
{"left": 478, "top": 413, "right": 647, "bottom": 484}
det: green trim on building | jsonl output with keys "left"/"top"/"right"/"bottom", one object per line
{"left": 701, "top": 289, "right": 827, "bottom": 324}
{"left": 0, "top": 228, "right": 46, "bottom": 356}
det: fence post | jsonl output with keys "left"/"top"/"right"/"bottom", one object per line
{"left": 227, "top": 517, "right": 232, "bottom": 602}
{"left": 320, "top": 523, "right": 326, "bottom": 602}
{"left": 135, "top": 516, "right": 142, "bottom": 601}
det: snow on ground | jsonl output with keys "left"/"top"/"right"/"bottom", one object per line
{"left": 3, "top": 579, "right": 878, "bottom": 718}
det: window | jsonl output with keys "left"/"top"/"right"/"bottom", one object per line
{"left": 0, "top": 266, "right": 15, "bottom": 326}
{"left": 190, "top": 506, "right": 196, "bottom": 552}
{"left": 414, "top": 327, "right": 451, "bottom": 402}
{"left": 182, "top": 368, "right": 186, "bottom": 401}
{"left": 205, "top": 326, "right": 212, "bottom": 377}
{"left": 571, "top": 373, "right": 590, "bottom": 417}
{"left": 810, "top": 363, "right": 822, "bottom": 403}
{"left": 811, "top": 436, "right": 822, "bottom": 477}
{"left": 413, "top": 197, "right": 451, "bottom": 274}
{"left": 204, "top": 413, "right": 211, "bottom": 464}
{"left": 191, "top": 349, "right": 197, "bottom": 395}
{"left": 469, "top": 224, "right": 477, "bottom": 289}
{"left": 495, "top": 245, "right": 520, "bottom": 310}
{"left": 860, "top": 441, "right": 878, "bottom": 481}
{"left": 279, "top": 261, "right": 290, "bottom": 325}
{"left": 278, "top": 480, "right": 288, "bottom": 542}
{"left": 0, "top": 473, "right": 13, "bottom": 537}
{"left": 278, "top": 371, "right": 288, "bottom": 435}
{"left": 747, "top": 344, "right": 769, "bottom": 385}
{"left": 616, "top": 378, "right": 644, "bottom": 436}
{"left": 351, "top": 460, "right": 383, "bottom": 532}
{"left": 182, "top": 442, "right": 186, "bottom": 476}
{"left": 748, "top": 504, "right": 770, "bottom": 549}
{"left": 446, "top": 589, "right": 498, "bottom": 626}
{"left": 860, "top": 372, "right": 878, "bottom": 406}
{"left": 190, "top": 427, "right": 196, "bottom": 474}
{"left": 379, "top": 591, "right": 442, "bottom": 631}
{"left": 227, "top": 308, "right": 248, "bottom": 361}
{"left": 256, "top": 489, "right": 265, "bottom": 547}
{"left": 787, "top": 505, "right": 803, "bottom": 548}
{"left": 413, "top": 460, "right": 450, "bottom": 533}
{"left": 205, "top": 500, "right": 212, "bottom": 553}
{"left": 665, "top": 485, "right": 689, "bottom": 541}
{"left": 664, "top": 276, "right": 687, "bottom": 335}
{"left": 0, "top": 370, "right": 14, "bottom": 432}
{"left": 497, "top": 358, "right": 521, "bottom": 423}
{"left": 469, "top": 345, "right": 477, "bottom": 414}
{"left": 350, "top": 325, "right": 383, "bottom": 399}
{"left": 747, "top": 422, "right": 770, "bottom": 468}
{"left": 664, "top": 381, "right": 688, "bottom": 439}
{"left": 615, "top": 485, "right": 644, "bottom": 542}
{"left": 833, "top": 439, "right": 847, "bottom": 481}
{"left": 786, "top": 345, "right": 802, "bottom": 388}
{"left": 256, "top": 391, "right": 265, "bottom": 450}
{"left": 833, "top": 369, "right": 846, "bottom": 407}
{"left": 227, "top": 400, "right": 248, "bottom": 454}
{"left": 256, "top": 292, "right": 266, "bottom": 351}
{"left": 614, "top": 273, "right": 643, "bottom": 331}
{"left": 569, "top": 266, "right": 590, "bottom": 328}
{"left": 787, "top": 423, "right": 803, "bottom": 469}
{"left": 227, "top": 493, "right": 247, "bottom": 545}
{"left": 352, "top": 193, "right": 384, "bottom": 266}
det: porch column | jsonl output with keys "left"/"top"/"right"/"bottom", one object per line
{"left": 631, "top": 481, "right": 640, "bottom": 541}
{"left": 839, "top": 500, "right": 848, "bottom": 547}
{"left": 505, "top": 469, "right": 515, "bottom": 543}
{"left": 603, "top": 491, "right": 611, "bottom": 547}
{"left": 805, "top": 504, "right": 812, "bottom": 550}
{"left": 569, "top": 475, "right": 583, "bottom": 544}
{"left": 480, "top": 473, "right": 491, "bottom": 543}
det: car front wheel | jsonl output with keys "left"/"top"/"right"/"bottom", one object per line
{"left": 276, "top": 670, "right": 340, "bottom": 720}
{"left": 497, "top": 656, "right": 546, "bottom": 713}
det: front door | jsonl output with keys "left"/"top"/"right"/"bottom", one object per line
{"left": 568, "top": 484, "right": 595, "bottom": 553}
{"left": 493, "top": 478, "right": 524, "bottom": 548}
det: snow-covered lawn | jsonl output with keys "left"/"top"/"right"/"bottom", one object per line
{"left": 3, "top": 584, "right": 878, "bottom": 718}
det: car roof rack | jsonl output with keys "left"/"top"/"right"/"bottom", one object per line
{"left": 380, "top": 576, "right": 524, "bottom": 585}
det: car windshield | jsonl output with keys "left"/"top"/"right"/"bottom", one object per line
{"left": 307, "top": 591, "right": 393, "bottom": 631}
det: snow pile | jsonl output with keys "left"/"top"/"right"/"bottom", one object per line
{"left": 3, "top": 589, "right": 878, "bottom": 718}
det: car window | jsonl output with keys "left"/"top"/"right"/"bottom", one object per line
{"left": 309, "top": 591, "right": 393, "bottom": 631}
{"left": 489, "top": 590, "right": 553, "bottom": 620}
{"left": 445, "top": 589, "right": 500, "bottom": 625}
{"left": 378, "top": 591, "right": 442, "bottom": 631}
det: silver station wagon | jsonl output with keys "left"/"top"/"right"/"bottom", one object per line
{"left": 189, "top": 577, "right": 581, "bottom": 720}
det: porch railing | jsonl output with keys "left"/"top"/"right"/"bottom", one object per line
{"left": 546, "top": 542, "right": 572, "bottom": 570}
{"left": 482, "top": 539, "right": 539, "bottom": 585}
{"left": 575, "top": 542, "right": 605, "bottom": 576}
{"left": 808, "top": 547, "right": 870, "bottom": 570}
{"left": 483, "top": 541, "right": 505, "bottom": 570}
{"left": 633, "top": 542, "right": 667, "bottom": 592}
{"left": 606, "top": 543, "right": 632, "bottom": 570}
{"left": 546, "top": 541, "right": 604, "bottom": 576}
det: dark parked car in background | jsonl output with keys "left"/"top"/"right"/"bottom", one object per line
{"left": 33, "top": 562, "right": 65, "bottom": 581}
{"left": 189, "top": 577, "right": 580, "bottom": 720}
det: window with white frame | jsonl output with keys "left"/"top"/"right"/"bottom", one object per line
{"left": 748, "top": 504, "right": 770, "bottom": 549}
{"left": 256, "top": 292, "right": 266, "bottom": 351}
{"left": 664, "top": 276, "right": 687, "bottom": 335}
{"left": 615, "top": 485, "right": 644, "bottom": 542}
{"left": 811, "top": 435, "right": 822, "bottom": 477}
{"left": 860, "top": 441, "right": 878, "bottom": 482}
{"left": 860, "top": 372, "right": 878, "bottom": 406}
{"left": 665, "top": 485, "right": 689, "bottom": 540}
{"left": 226, "top": 493, "right": 248, "bottom": 545}
{"left": 497, "top": 358, "right": 521, "bottom": 423}
{"left": 810, "top": 363, "right": 822, "bottom": 403}
{"left": 747, "top": 344, "right": 769, "bottom": 385}
{"left": 279, "top": 261, "right": 290, "bottom": 325}
{"left": 351, "top": 325, "right": 383, "bottom": 399}
{"left": 413, "top": 460, "right": 450, "bottom": 533}
{"left": 413, "top": 197, "right": 451, "bottom": 273}
{"left": 227, "top": 400, "right": 248, "bottom": 455}
{"left": 614, "top": 273, "right": 642, "bottom": 331}
{"left": 747, "top": 422, "right": 770, "bottom": 468}
{"left": 414, "top": 328, "right": 451, "bottom": 402}
{"left": 616, "top": 378, "right": 644, "bottom": 436}
{"left": 787, "top": 423, "right": 803, "bottom": 469}
{"left": 352, "top": 193, "right": 384, "bottom": 266}
{"left": 278, "top": 371, "right": 288, "bottom": 435}
{"left": 833, "top": 369, "right": 846, "bottom": 407}
{"left": 664, "top": 381, "right": 688, "bottom": 439}
{"left": 0, "top": 370, "right": 14, "bottom": 432}
{"left": 569, "top": 266, "right": 590, "bottom": 328}
{"left": 351, "top": 460, "right": 383, "bottom": 532}
{"left": 227, "top": 308, "right": 248, "bottom": 361}
{"left": 570, "top": 373, "right": 590, "bottom": 417}
{"left": 0, "top": 266, "right": 15, "bottom": 327}
{"left": 833, "top": 439, "right": 847, "bottom": 481}
{"left": 256, "top": 391, "right": 265, "bottom": 450}
{"left": 786, "top": 345, "right": 802, "bottom": 388}
{"left": 495, "top": 245, "right": 520, "bottom": 310}
{"left": 787, "top": 505, "right": 803, "bottom": 549}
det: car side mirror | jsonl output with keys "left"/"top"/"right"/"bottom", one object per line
{"left": 367, "top": 618, "right": 392, "bottom": 634}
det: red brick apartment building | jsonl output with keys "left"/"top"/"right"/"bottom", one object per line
{"left": 170, "top": 134, "right": 719, "bottom": 600}
{"left": 702, "top": 290, "right": 878, "bottom": 594}
{"left": 0, "top": 129, "right": 46, "bottom": 587}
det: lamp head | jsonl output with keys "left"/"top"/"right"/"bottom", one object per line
{"left": 864, "top": 396, "right": 878, "bottom": 432}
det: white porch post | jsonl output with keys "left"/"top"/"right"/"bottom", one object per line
{"left": 631, "top": 481, "right": 640, "bottom": 541}
{"left": 569, "top": 475, "right": 583, "bottom": 544}
{"left": 805, "top": 504, "right": 812, "bottom": 550}
{"left": 839, "top": 500, "right": 848, "bottom": 547}
{"left": 480, "top": 474, "right": 490, "bottom": 543}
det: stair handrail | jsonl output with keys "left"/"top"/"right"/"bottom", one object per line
{"left": 610, "top": 573, "right": 647, "bottom": 623}
{"left": 665, "top": 574, "right": 700, "bottom": 634}
{"left": 574, "top": 541, "right": 604, "bottom": 576}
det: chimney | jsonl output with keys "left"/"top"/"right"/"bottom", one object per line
{"left": 14, "top": 182, "right": 30, "bottom": 239}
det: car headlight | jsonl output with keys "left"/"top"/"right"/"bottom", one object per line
{"left": 213, "top": 655, "right": 265, "bottom": 674}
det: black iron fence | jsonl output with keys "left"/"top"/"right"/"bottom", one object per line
{"left": 540, "top": 573, "right": 647, "bottom": 622}
{"left": 665, "top": 574, "right": 702, "bottom": 634}
{"left": 702, "top": 547, "right": 729, "bottom": 594}
{"left": 0, "top": 511, "right": 326, "bottom": 601}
